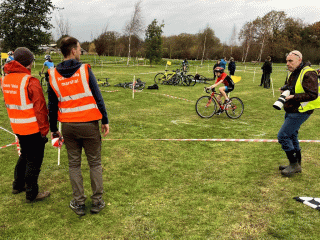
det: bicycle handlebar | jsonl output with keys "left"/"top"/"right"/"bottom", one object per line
{"left": 204, "top": 87, "right": 216, "bottom": 94}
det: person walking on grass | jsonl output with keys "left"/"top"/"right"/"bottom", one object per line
{"left": 1, "top": 47, "right": 50, "bottom": 203}
{"left": 278, "top": 50, "right": 320, "bottom": 177}
{"left": 260, "top": 56, "right": 272, "bottom": 88}
{"left": 48, "top": 37, "right": 109, "bottom": 216}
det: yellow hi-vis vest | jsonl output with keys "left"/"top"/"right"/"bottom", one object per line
{"left": 293, "top": 66, "right": 320, "bottom": 112}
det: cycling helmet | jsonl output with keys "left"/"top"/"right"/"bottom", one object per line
{"left": 8, "top": 51, "right": 13, "bottom": 56}
{"left": 214, "top": 67, "right": 224, "bottom": 73}
{"left": 45, "top": 55, "right": 51, "bottom": 60}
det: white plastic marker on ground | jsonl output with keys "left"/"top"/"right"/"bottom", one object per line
{"left": 132, "top": 75, "right": 136, "bottom": 99}
{"left": 103, "top": 138, "right": 320, "bottom": 143}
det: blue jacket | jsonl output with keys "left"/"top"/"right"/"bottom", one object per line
{"left": 220, "top": 59, "right": 227, "bottom": 69}
{"left": 48, "top": 59, "right": 109, "bottom": 132}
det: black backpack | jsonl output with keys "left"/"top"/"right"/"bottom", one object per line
{"left": 147, "top": 84, "right": 159, "bottom": 90}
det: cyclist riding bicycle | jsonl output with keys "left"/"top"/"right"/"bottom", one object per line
{"left": 6, "top": 51, "right": 14, "bottom": 63}
{"left": 206, "top": 67, "right": 235, "bottom": 112}
{"left": 182, "top": 58, "right": 189, "bottom": 72}
{"left": 41, "top": 55, "right": 54, "bottom": 83}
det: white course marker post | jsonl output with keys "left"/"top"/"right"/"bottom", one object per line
{"left": 271, "top": 78, "right": 275, "bottom": 98}
{"left": 132, "top": 75, "right": 136, "bottom": 99}
{"left": 58, "top": 122, "right": 61, "bottom": 165}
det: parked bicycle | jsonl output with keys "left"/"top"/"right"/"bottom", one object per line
{"left": 195, "top": 87, "right": 244, "bottom": 119}
{"left": 114, "top": 78, "right": 146, "bottom": 90}
{"left": 174, "top": 70, "right": 194, "bottom": 86}
{"left": 97, "top": 78, "right": 110, "bottom": 87}
{"left": 154, "top": 69, "right": 179, "bottom": 85}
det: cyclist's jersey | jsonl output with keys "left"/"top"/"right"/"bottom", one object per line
{"left": 44, "top": 61, "right": 54, "bottom": 69}
{"left": 215, "top": 72, "right": 234, "bottom": 87}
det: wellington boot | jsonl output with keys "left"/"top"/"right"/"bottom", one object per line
{"left": 280, "top": 150, "right": 302, "bottom": 170}
{"left": 279, "top": 164, "right": 288, "bottom": 171}
{"left": 281, "top": 163, "right": 301, "bottom": 177}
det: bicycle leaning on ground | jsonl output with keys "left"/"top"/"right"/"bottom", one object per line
{"left": 195, "top": 87, "right": 244, "bottom": 119}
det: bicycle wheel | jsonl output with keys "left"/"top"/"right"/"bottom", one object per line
{"left": 225, "top": 97, "right": 244, "bottom": 119}
{"left": 40, "top": 77, "right": 48, "bottom": 92}
{"left": 186, "top": 75, "right": 194, "bottom": 86}
{"left": 195, "top": 96, "right": 217, "bottom": 118}
{"left": 172, "top": 75, "right": 180, "bottom": 85}
{"left": 154, "top": 73, "right": 165, "bottom": 84}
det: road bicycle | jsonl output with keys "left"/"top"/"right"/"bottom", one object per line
{"left": 195, "top": 88, "right": 244, "bottom": 119}
{"left": 114, "top": 78, "right": 146, "bottom": 90}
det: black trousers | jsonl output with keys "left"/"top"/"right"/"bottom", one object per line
{"left": 14, "top": 132, "right": 45, "bottom": 201}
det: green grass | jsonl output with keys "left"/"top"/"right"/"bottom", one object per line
{"left": 1, "top": 56, "right": 320, "bottom": 239}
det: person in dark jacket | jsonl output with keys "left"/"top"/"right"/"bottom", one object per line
{"left": 260, "top": 56, "right": 272, "bottom": 88}
{"left": 228, "top": 57, "right": 236, "bottom": 76}
{"left": 277, "top": 50, "right": 320, "bottom": 177}
{"left": 48, "top": 37, "right": 109, "bottom": 215}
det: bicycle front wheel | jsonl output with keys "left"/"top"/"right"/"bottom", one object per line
{"left": 225, "top": 97, "right": 244, "bottom": 119}
{"left": 154, "top": 73, "right": 165, "bottom": 84}
{"left": 195, "top": 96, "right": 217, "bottom": 118}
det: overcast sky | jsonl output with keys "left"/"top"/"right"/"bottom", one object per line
{"left": 50, "top": 0, "right": 320, "bottom": 44}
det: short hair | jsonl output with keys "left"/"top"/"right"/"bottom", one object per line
{"left": 60, "top": 37, "right": 79, "bottom": 58}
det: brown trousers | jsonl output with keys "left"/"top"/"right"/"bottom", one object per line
{"left": 62, "top": 121, "right": 103, "bottom": 205}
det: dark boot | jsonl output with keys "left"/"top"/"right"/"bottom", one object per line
{"left": 279, "top": 150, "right": 301, "bottom": 170}
{"left": 281, "top": 151, "right": 301, "bottom": 177}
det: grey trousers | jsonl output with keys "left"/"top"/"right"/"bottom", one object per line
{"left": 62, "top": 121, "right": 103, "bottom": 205}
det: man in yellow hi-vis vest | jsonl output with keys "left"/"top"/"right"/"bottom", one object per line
{"left": 278, "top": 50, "right": 320, "bottom": 177}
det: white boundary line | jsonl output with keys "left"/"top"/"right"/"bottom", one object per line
{"left": 103, "top": 138, "right": 320, "bottom": 143}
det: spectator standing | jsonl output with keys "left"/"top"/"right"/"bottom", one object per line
{"left": 260, "top": 56, "right": 272, "bottom": 88}
{"left": 278, "top": 50, "right": 320, "bottom": 177}
{"left": 1, "top": 47, "right": 50, "bottom": 203}
{"left": 220, "top": 57, "right": 227, "bottom": 69}
{"left": 48, "top": 37, "right": 109, "bottom": 216}
{"left": 228, "top": 57, "right": 236, "bottom": 76}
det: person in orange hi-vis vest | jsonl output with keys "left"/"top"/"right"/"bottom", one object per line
{"left": 48, "top": 37, "right": 109, "bottom": 216}
{"left": 1, "top": 47, "right": 50, "bottom": 203}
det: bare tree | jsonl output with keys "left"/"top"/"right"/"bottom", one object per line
{"left": 124, "top": 0, "right": 144, "bottom": 66}
{"left": 239, "top": 21, "right": 256, "bottom": 63}
{"left": 55, "top": 11, "right": 71, "bottom": 40}
{"left": 229, "top": 24, "right": 237, "bottom": 56}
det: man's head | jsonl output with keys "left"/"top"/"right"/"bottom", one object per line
{"left": 13, "top": 47, "right": 34, "bottom": 69}
{"left": 60, "top": 36, "right": 81, "bottom": 61}
{"left": 286, "top": 50, "right": 302, "bottom": 72}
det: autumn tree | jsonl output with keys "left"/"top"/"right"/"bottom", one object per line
{"left": 145, "top": 19, "right": 164, "bottom": 65}
{"left": 0, "top": 0, "right": 56, "bottom": 53}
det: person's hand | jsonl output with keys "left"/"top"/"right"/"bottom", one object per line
{"left": 101, "top": 124, "right": 109, "bottom": 137}
{"left": 285, "top": 95, "right": 294, "bottom": 100}
{"left": 51, "top": 131, "right": 61, "bottom": 139}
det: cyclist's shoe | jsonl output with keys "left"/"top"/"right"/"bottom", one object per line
{"left": 216, "top": 108, "right": 224, "bottom": 115}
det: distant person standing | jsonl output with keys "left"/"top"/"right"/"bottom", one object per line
{"left": 277, "top": 50, "right": 320, "bottom": 177}
{"left": 182, "top": 58, "right": 189, "bottom": 72}
{"left": 48, "top": 37, "right": 109, "bottom": 216}
{"left": 1, "top": 47, "right": 50, "bottom": 203}
{"left": 260, "top": 56, "right": 272, "bottom": 88}
{"left": 220, "top": 57, "right": 227, "bottom": 69}
{"left": 228, "top": 57, "right": 236, "bottom": 76}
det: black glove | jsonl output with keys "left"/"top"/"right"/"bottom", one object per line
{"left": 42, "top": 136, "right": 48, "bottom": 144}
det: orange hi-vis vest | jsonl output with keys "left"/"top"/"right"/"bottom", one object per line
{"left": 2, "top": 73, "right": 40, "bottom": 135}
{"left": 48, "top": 64, "right": 102, "bottom": 123}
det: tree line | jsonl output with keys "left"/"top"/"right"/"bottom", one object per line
{"left": 0, "top": 0, "right": 319, "bottom": 64}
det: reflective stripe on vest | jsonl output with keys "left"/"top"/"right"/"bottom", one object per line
{"left": 294, "top": 66, "right": 320, "bottom": 112}
{"left": 2, "top": 74, "right": 40, "bottom": 135}
{"left": 49, "top": 64, "right": 102, "bottom": 122}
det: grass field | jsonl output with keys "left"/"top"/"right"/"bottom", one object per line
{"left": 1, "top": 56, "right": 320, "bottom": 239}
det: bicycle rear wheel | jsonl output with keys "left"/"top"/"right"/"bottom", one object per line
{"left": 195, "top": 96, "right": 217, "bottom": 118}
{"left": 225, "top": 97, "right": 244, "bottom": 119}
{"left": 154, "top": 73, "right": 165, "bottom": 84}
{"left": 40, "top": 77, "right": 48, "bottom": 92}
